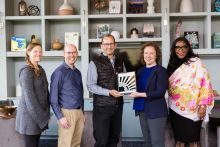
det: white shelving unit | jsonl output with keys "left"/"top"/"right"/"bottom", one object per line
{"left": 0, "top": 0, "right": 219, "bottom": 140}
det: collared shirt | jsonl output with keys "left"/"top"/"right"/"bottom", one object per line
{"left": 50, "top": 62, "right": 84, "bottom": 120}
{"left": 87, "top": 54, "right": 126, "bottom": 96}
{"left": 87, "top": 61, "right": 110, "bottom": 96}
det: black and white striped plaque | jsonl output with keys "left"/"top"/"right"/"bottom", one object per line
{"left": 118, "top": 71, "right": 136, "bottom": 94}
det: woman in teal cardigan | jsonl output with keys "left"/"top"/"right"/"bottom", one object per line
{"left": 130, "top": 42, "right": 168, "bottom": 147}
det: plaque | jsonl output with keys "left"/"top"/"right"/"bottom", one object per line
{"left": 118, "top": 72, "right": 136, "bottom": 94}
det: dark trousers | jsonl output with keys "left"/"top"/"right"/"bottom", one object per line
{"left": 24, "top": 134, "right": 41, "bottom": 147}
{"left": 93, "top": 104, "right": 123, "bottom": 147}
{"left": 139, "top": 111, "right": 167, "bottom": 147}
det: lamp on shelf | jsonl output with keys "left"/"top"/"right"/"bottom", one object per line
{"left": 143, "top": 23, "right": 154, "bottom": 38}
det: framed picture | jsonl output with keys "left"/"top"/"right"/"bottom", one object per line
{"left": 97, "top": 24, "right": 109, "bottom": 38}
{"left": 184, "top": 31, "right": 199, "bottom": 49}
{"left": 65, "top": 32, "right": 79, "bottom": 50}
{"left": 109, "top": 1, "right": 121, "bottom": 14}
{"left": 11, "top": 36, "right": 26, "bottom": 52}
{"left": 118, "top": 72, "right": 136, "bottom": 94}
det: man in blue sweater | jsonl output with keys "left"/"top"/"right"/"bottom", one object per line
{"left": 50, "top": 44, "right": 84, "bottom": 147}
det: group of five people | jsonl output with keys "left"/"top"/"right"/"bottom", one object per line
{"left": 15, "top": 34, "right": 214, "bottom": 147}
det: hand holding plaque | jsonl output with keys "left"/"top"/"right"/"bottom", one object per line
{"left": 118, "top": 72, "right": 136, "bottom": 94}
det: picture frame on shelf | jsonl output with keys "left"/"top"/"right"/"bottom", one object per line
{"left": 118, "top": 72, "right": 136, "bottom": 94}
{"left": 184, "top": 31, "right": 199, "bottom": 49}
{"left": 109, "top": 1, "right": 121, "bottom": 14}
{"left": 65, "top": 32, "right": 79, "bottom": 50}
{"left": 11, "top": 36, "right": 26, "bottom": 52}
{"left": 97, "top": 24, "right": 109, "bottom": 38}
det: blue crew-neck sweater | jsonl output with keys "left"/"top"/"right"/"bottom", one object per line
{"left": 133, "top": 66, "right": 155, "bottom": 110}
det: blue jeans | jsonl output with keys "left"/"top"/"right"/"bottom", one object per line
{"left": 139, "top": 111, "right": 167, "bottom": 147}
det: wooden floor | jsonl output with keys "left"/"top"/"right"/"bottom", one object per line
{"left": 39, "top": 120, "right": 219, "bottom": 147}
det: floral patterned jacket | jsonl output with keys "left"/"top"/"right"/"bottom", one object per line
{"left": 168, "top": 57, "right": 214, "bottom": 122}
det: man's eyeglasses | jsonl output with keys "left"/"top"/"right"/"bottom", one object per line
{"left": 175, "top": 45, "right": 188, "bottom": 51}
{"left": 102, "top": 43, "right": 115, "bottom": 47}
{"left": 65, "top": 51, "right": 78, "bottom": 55}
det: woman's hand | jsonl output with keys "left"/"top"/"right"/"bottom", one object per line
{"left": 198, "top": 105, "right": 207, "bottom": 119}
{"left": 129, "top": 92, "right": 147, "bottom": 98}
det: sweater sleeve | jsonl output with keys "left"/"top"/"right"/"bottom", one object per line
{"left": 20, "top": 68, "right": 49, "bottom": 129}
{"left": 146, "top": 68, "right": 168, "bottom": 100}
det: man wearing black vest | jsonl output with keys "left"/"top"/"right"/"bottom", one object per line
{"left": 87, "top": 34, "right": 125, "bottom": 147}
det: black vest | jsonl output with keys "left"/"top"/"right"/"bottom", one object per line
{"left": 92, "top": 54, "right": 124, "bottom": 106}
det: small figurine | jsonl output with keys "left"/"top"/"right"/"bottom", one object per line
{"left": 147, "top": 0, "right": 155, "bottom": 14}
{"left": 130, "top": 28, "right": 139, "bottom": 38}
{"left": 18, "top": 0, "right": 27, "bottom": 16}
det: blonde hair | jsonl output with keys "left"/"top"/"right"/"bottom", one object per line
{"left": 25, "top": 43, "right": 42, "bottom": 77}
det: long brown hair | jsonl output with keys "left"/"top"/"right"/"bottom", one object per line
{"left": 25, "top": 43, "right": 42, "bottom": 77}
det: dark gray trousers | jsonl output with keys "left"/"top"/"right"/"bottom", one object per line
{"left": 139, "top": 111, "right": 167, "bottom": 147}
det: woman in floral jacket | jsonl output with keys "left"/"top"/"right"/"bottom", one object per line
{"left": 167, "top": 37, "right": 214, "bottom": 147}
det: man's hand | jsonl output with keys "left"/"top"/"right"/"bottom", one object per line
{"left": 59, "top": 117, "right": 71, "bottom": 129}
{"left": 109, "top": 90, "right": 122, "bottom": 98}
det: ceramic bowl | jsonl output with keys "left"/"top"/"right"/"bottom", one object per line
{"left": 0, "top": 106, "right": 17, "bottom": 116}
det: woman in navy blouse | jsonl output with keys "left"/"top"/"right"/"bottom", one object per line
{"left": 130, "top": 42, "right": 168, "bottom": 147}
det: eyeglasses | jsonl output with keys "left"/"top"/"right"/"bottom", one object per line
{"left": 175, "top": 45, "right": 188, "bottom": 51}
{"left": 102, "top": 43, "right": 115, "bottom": 47}
{"left": 65, "top": 51, "right": 78, "bottom": 55}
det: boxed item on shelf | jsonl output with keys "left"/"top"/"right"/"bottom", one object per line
{"left": 11, "top": 36, "right": 26, "bottom": 52}
{"left": 214, "top": 33, "right": 220, "bottom": 48}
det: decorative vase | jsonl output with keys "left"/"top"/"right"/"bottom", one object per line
{"left": 215, "top": 0, "right": 220, "bottom": 12}
{"left": 180, "top": 0, "right": 193, "bottom": 13}
{"left": 147, "top": 0, "right": 155, "bottom": 14}
{"left": 18, "top": 0, "right": 27, "bottom": 16}
{"left": 52, "top": 39, "right": 62, "bottom": 50}
{"left": 59, "top": 0, "right": 74, "bottom": 15}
